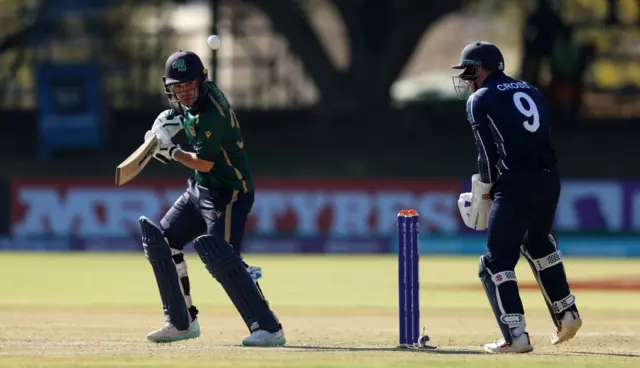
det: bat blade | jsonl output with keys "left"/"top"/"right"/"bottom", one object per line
{"left": 115, "top": 135, "right": 158, "bottom": 186}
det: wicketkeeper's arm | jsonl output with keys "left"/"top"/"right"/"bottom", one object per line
{"left": 467, "top": 94, "right": 498, "bottom": 184}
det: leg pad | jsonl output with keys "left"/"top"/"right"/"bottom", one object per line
{"left": 478, "top": 255, "right": 526, "bottom": 345}
{"left": 194, "top": 235, "right": 280, "bottom": 333}
{"left": 521, "top": 234, "right": 577, "bottom": 327}
{"left": 140, "top": 216, "right": 190, "bottom": 330}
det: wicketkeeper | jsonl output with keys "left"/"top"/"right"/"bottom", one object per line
{"left": 454, "top": 41, "right": 582, "bottom": 354}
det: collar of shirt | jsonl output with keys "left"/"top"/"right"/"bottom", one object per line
{"left": 482, "top": 71, "right": 506, "bottom": 87}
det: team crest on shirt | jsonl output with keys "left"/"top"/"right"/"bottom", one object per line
{"left": 205, "top": 130, "right": 211, "bottom": 139}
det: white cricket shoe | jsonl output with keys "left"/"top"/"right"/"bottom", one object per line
{"left": 551, "top": 310, "right": 582, "bottom": 345}
{"left": 147, "top": 319, "right": 200, "bottom": 343}
{"left": 242, "top": 329, "right": 286, "bottom": 347}
{"left": 484, "top": 333, "right": 533, "bottom": 354}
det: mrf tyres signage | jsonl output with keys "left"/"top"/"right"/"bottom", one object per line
{"left": 10, "top": 178, "right": 461, "bottom": 237}
{"left": 11, "top": 178, "right": 634, "bottom": 237}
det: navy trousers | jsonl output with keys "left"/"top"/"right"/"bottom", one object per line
{"left": 485, "top": 168, "right": 560, "bottom": 271}
{"left": 160, "top": 177, "right": 254, "bottom": 253}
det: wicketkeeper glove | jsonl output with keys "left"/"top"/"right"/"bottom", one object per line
{"left": 458, "top": 174, "right": 493, "bottom": 231}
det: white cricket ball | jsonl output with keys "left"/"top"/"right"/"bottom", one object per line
{"left": 207, "top": 35, "right": 221, "bottom": 50}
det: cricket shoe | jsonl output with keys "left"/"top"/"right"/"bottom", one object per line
{"left": 551, "top": 310, "right": 582, "bottom": 345}
{"left": 484, "top": 333, "right": 533, "bottom": 354}
{"left": 147, "top": 319, "right": 200, "bottom": 343}
{"left": 242, "top": 329, "right": 286, "bottom": 347}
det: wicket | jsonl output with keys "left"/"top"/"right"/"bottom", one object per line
{"left": 397, "top": 209, "right": 433, "bottom": 349}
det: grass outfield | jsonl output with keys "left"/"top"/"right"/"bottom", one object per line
{"left": 1, "top": 253, "right": 639, "bottom": 367}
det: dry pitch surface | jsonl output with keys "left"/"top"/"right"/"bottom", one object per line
{"left": 1, "top": 253, "right": 639, "bottom": 368}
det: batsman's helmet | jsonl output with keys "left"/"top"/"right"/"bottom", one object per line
{"left": 163, "top": 50, "right": 209, "bottom": 105}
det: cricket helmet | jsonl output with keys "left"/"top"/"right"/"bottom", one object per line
{"left": 163, "top": 50, "right": 209, "bottom": 106}
{"left": 451, "top": 41, "right": 505, "bottom": 99}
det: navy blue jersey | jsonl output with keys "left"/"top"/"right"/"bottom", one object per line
{"left": 466, "top": 72, "right": 557, "bottom": 183}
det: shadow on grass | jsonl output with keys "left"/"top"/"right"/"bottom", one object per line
{"left": 279, "top": 345, "right": 483, "bottom": 355}
{"left": 565, "top": 350, "right": 640, "bottom": 358}
{"left": 277, "top": 346, "right": 640, "bottom": 358}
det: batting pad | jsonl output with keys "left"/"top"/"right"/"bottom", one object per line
{"left": 478, "top": 255, "right": 526, "bottom": 345}
{"left": 521, "top": 234, "right": 575, "bottom": 327}
{"left": 193, "top": 235, "right": 280, "bottom": 333}
{"left": 140, "top": 216, "right": 190, "bottom": 331}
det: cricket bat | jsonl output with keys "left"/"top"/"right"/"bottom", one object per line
{"left": 115, "top": 135, "right": 158, "bottom": 186}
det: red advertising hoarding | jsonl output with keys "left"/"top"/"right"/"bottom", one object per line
{"left": 10, "top": 178, "right": 463, "bottom": 237}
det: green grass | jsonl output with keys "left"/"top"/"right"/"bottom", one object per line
{"left": 0, "top": 253, "right": 639, "bottom": 367}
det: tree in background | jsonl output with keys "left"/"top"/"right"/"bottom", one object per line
{"left": 0, "top": 0, "right": 181, "bottom": 109}
{"left": 243, "top": 0, "right": 463, "bottom": 113}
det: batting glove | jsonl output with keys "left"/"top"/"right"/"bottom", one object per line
{"left": 144, "top": 130, "right": 179, "bottom": 164}
{"left": 151, "top": 109, "right": 183, "bottom": 143}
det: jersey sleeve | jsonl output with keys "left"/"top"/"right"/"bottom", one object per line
{"left": 466, "top": 92, "right": 498, "bottom": 183}
{"left": 195, "top": 106, "right": 227, "bottom": 162}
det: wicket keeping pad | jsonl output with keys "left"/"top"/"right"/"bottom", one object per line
{"left": 520, "top": 234, "right": 576, "bottom": 327}
{"left": 478, "top": 255, "right": 526, "bottom": 345}
{"left": 140, "top": 216, "right": 191, "bottom": 331}
{"left": 193, "top": 235, "right": 280, "bottom": 333}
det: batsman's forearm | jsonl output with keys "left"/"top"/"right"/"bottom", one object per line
{"left": 174, "top": 149, "right": 214, "bottom": 172}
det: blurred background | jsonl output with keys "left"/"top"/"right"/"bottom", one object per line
{"left": 1, "top": 0, "right": 639, "bottom": 256}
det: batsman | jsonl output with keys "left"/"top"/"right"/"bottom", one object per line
{"left": 140, "top": 50, "right": 285, "bottom": 346}
{"left": 453, "top": 42, "right": 582, "bottom": 353}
